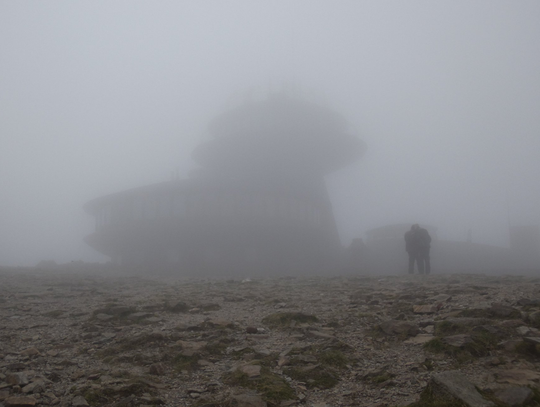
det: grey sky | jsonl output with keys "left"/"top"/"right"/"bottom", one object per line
{"left": 1, "top": 1, "right": 539, "bottom": 266}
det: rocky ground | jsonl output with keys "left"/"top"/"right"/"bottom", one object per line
{"left": 1, "top": 267, "right": 540, "bottom": 407}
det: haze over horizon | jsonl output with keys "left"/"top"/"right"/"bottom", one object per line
{"left": 2, "top": 1, "right": 539, "bottom": 267}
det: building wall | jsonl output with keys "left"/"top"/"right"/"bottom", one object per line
{"left": 94, "top": 190, "right": 328, "bottom": 232}
{"left": 86, "top": 182, "right": 341, "bottom": 275}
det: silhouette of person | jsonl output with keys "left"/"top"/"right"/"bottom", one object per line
{"left": 416, "top": 225, "right": 432, "bottom": 274}
{"left": 404, "top": 224, "right": 419, "bottom": 274}
{"left": 404, "top": 224, "right": 432, "bottom": 274}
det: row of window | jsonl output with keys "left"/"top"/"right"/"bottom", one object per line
{"left": 95, "top": 193, "right": 324, "bottom": 230}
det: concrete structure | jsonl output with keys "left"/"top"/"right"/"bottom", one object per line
{"left": 84, "top": 94, "right": 365, "bottom": 275}
{"left": 508, "top": 225, "right": 540, "bottom": 270}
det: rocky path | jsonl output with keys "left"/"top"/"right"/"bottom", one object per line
{"left": 1, "top": 268, "right": 539, "bottom": 407}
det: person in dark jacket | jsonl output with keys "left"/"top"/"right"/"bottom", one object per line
{"left": 404, "top": 224, "right": 432, "bottom": 274}
{"left": 404, "top": 224, "right": 419, "bottom": 274}
{"left": 415, "top": 225, "right": 431, "bottom": 274}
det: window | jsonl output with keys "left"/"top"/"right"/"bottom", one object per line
{"left": 98, "top": 205, "right": 112, "bottom": 229}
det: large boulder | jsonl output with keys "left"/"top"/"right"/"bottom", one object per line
{"left": 4, "top": 396, "right": 37, "bottom": 407}
{"left": 528, "top": 310, "right": 540, "bottom": 328}
{"left": 233, "top": 394, "right": 267, "bottom": 407}
{"left": 416, "top": 371, "right": 495, "bottom": 407}
{"left": 379, "top": 320, "right": 419, "bottom": 337}
{"left": 495, "top": 386, "right": 534, "bottom": 407}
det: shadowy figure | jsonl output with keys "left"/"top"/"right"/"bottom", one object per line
{"left": 416, "top": 225, "right": 432, "bottom": 274}
{"left": 404, "top": 224, "right": 432, "bottom": 274}
{"left": 404, "top": 225, "right": 419, "bottom": 274}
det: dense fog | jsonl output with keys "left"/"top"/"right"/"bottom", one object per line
{"left": 1, "top": 1, "right": 539, "bottom": 267}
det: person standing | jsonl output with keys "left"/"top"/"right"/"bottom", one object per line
{"left": 416, "top": 225, "right": 432, "bottom": 274}
{"left": 404, "top": 224, "right": 432, "bottom": 274}
{"left": 404, "top": 224, "right": 419, "bottom": 274}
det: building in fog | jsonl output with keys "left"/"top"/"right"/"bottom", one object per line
{"left": 509, "top": 225, "right": 540, "bottom": 255}
{"left": 508, "top": 225, "right": 540, "bottom": 269}
{"left": 84, "top": 94, "right": 365, "bottom": 275}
